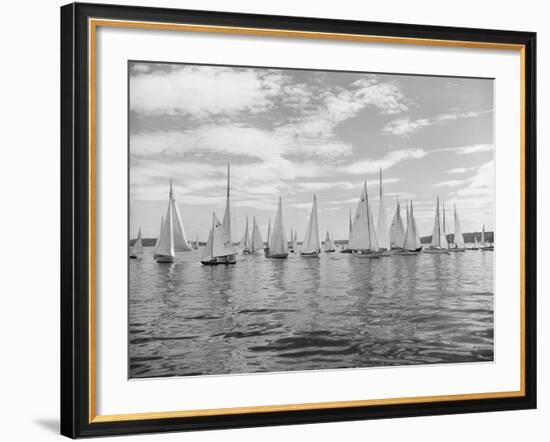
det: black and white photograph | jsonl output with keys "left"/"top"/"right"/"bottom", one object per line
{"left": 128, "top": 61, "right": 495, "bottom": 378}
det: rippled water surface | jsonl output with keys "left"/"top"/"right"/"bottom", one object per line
{"left": 129, "top": 247, "right": 494, "bottom": 378}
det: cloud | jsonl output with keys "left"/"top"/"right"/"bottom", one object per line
{"left": 434, "top": 180, "right": 466, "bottom": 187}
{"left": 382, "top": 109, "right": 492, "bottom": 137}
{"left": 130, "top": 65, "right": 286, "bottom": 118}
{"left": 455, "top": 160, "right": 494, "bottom": 197}
{"left": 450, "top": 144, "right": 493, "bottom": 154}
{"left": 445, "top": 167, "right": 476, "bottom": 174}
{"left": 342, "top": 149, "right": 427, "bottom": 175}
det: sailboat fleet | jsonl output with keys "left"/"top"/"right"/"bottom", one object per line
{"left": 130, "top": 165, "right": 494, "bottom": 264}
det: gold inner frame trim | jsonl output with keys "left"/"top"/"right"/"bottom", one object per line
{"left": 88, "top": 18, "right": 527, "bottom": 424}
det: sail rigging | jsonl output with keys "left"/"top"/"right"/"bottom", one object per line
{"left": 250, "top": 217, "right": 264, "bottom": 252}
{"left": 453, "top": 205, "right": 465, "bottom": 248}
{"left": 201, "top": 213, "right": 236, "bottom": 263}
{"left": 130, "top": 228, "right": 143, "bottom": 256}
{"left": 430, "top": 196, "right": 449, "bottom": 248}
{"left": 376, "top": 168, "right": 390, "bottom": 249}
{"left": 389, "top": 199, "right": 406, "bottom": 249}
{"left": 268, "top": 197, "right": 289, "bottom": 257}
{"left": 301, "top": 195, "right": 321, "bottom": 254}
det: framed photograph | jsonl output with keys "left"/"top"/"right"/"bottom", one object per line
{"left": 60, "top": 2, "right": 536, "bottom": 438}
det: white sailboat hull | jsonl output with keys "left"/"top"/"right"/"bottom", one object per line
{"left": 300, "top": 250, "right": 320, "bottom": 258}
{"left": 352, "top": 250, "right": 381, "bottom": 258}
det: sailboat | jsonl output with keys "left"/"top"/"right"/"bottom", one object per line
{"left": 240, "top": 216, "right": 251, "bottom": 254}
{"left": 200, "top": 213, "right": 238, "bottom": 265}
{"left": 153, "top": 216, "right": 164, "bottom": 257}
{"left": 348, "top": 182, "right": 380, "bottom": 258}
{"left": 424, "top": 196, "right": 450, "bottom": 254}
{"left": 300, "top": 195, "right": 321, "bottom": 257}
{"left": 250, "top": 217, "right": 264, "bottom": 253}
{"left": 450, "top": 205, "right": 466, "bottom": 252}
{"left": 289, "top": 227, "right": 295, "bottom": 253}
{"left": 264, "top": 218, "right": 271, "bottom": 254}
{"left": 222, "top": 164, "right": 237, "bottom": 262}
{"left": 471, "top": 235, "right": 480, "bottom": 250}
{"left": 480, "top": 224, "right": 494, "bottom": 251}
{"left": 398, "top": 201, "right": 422, "bottom": 255}
{"left": 155, "top": 180, "right": 192, "bottom": 263}
{"left": 267, "top": 197, "right": 289, "bottom": 258}
{"left": 389, "top": 198, "right": 406, "bottom": 251}
{"left": 324, "top": 231, "right": 336, "bottom": 253}
{"left": 193, "top": 234, "right": 199, "bottom": 250}
{"left": 377, "top": 168, "right": 390, "bottom": 251}
{"left": 340, "top": 208, "right": 353, "bottom": 253}
{"left": 129, "top": 228, "right": 143, "bottom": 259}
{"left": 293, "top": 230, "right": 299, "bottom": 253}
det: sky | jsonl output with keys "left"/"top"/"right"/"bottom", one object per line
{"left": 129, "top": 61, "right": 494, "bottom": 243}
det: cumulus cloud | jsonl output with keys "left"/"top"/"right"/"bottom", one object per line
{"left": 382, "top": 109, "right": 492, "bottom": 137}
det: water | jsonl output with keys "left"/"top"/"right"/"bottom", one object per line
{"left": 129, "top": 247, "right": 494, "bottom": 378}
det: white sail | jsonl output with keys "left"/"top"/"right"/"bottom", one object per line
{"left": 156, "top": 200, "right": 175, "bottom": 259}
{"left": 201, "top": 220, "right": 214, "bottom": 261}
{"left": 266, "top": 218, "right": 271, "bottom": 247}
{"left": 431, "top": 196, "right": 449, "bottom": 248}
{"left": 240, "top": 216, "right": 250, "bottom": 251}
{"left": 302, "top": 195, "right": 321, "bottom": 254}
{"left": 153, "top": 216, "right": 164, "bottom": 253}
{"left": 202, "top": 213, "right": 236, "bottom": 261}
{"left": 403, "top": 203, "right": 416, "bottom": 250}
{"left": 410, "top": 201, "right": 422, "bottom": 249}
{"left": 222, "top": 164, "right": 232, "bottom": 243}
{"left": 324, "top": 231, "right": 335, "bottom": 251}
{"left": 475, "top": 236, "right": 479, "bottom": 247}
{"left": 389, "top": 199, "right": 406, "bottom": 248}
{"left": 168, "top": 180, "right": 191, "bottom": 252}
{"left": 481, "top": 224, "right": 486, "bottom": 246}
{"left": 250, "top": 217, "right": 264, "bottom": 252}
{"left": 269, "top": 197, "right": 289, "bottom": 256}
{"left": 131, "top": 228, "right": 143, "bottom": 255}
{"left": 453, "top": 205, "right": 465, "bottom": 248}
{"left": 291, "top": 227, "right": 297, "bottom": 250}
{"left": 293, "top": 230, "right": 298, "bottom": 247}
{"left": 366, "top": 191, "right": 379, "bottom": 251}
{"left": 376, "top": 168, "right": 390, "bottom": 249}
{"left": 348, "top": 186, "right": 370, "bottom": 250}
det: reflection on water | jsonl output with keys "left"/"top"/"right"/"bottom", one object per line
{"left": 129, "top": 247, "right": 494, "bottom": 378}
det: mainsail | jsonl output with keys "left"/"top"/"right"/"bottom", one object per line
{"left": 156, "top": 199, "right": 175, "bottom": 259}
{"left": 389, "top": 199, "right": 406, "bottom": 249}
{"left": 201, "top": 213, "right": 236, "bottom": 262}
{"left": 250, "top": 217, "right": 264, "bottom": 252}
{"left": 403, "top": 203, "right": 416, "bottom": 250}
{"left": 240, "top": 216, "right": 250, "bottom": 251}
{"left": 431, "top": 196, "right": 449, "bottom": 248}
{"left": 349, "top": 183, "right": 378, "bottom": 251}
{"left": 411, "top": 201, "right": 422, "bottom": 249}
{"left": 301, "top": 195, "right": 321, "bottom": 254}
{"left": 168, "top": 180, "right": 192, "bottom": 251}
{"left": 269, "top": 197, "right": 289, "bottom": 256}
{"left": 376, "top": 168, "right": 390, "bottom": 249}
{"left": 453, "top": 205, "right": 465, "bottom": 248}
{"left": 266, "top": 218, "right": 271, "bottom": 246}
{"left": 324, "top": 231, "right": 335, "bottom": 251}
{"left": 222, "top": 164, "right": 232, "bottom": 243}
{"left": 153, "top": 216, "right": 164, "bottom": 253}
{"left": 130, "top": 228, "right": 143, "bottom": 255}
{"left": 481, "top": 224, "right": 486, "bottom": 246}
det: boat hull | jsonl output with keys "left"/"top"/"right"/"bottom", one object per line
{"left": 424, "top": 248, "right": 450, "bottom": 254}
{"left": 266, "top": 253, "right": 288, "bottom": 259}
{"left": 339, "top": 248, "right": 353, "bottom": 254}
{"left": 324, "top": 249, "right": 335, "bottom": 253}
{"left": 449, "top": 248, "right": 466, "bottom": 252}
{"left": 129, "top": 254, "right": 138, "bottom": 259}
{"left": 155, "top": 254, "right": 175, "bottom": 263}
{"left": 352, "top": 250, "right": 381, "bottom": 258}
{"left": 481, "top": 246, "right": 494, "bottom": 251}
{"left": 300, "top": 251, "right": 320, "bottom": 258}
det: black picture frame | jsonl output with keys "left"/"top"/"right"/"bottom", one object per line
{"left": 61, "top": 2, "right": 537, "bottom": 438}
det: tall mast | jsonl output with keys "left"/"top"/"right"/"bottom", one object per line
{"left": 379, "top": 167, "right": 382, "bottom": 198}
{"left": 169, "top": 178, "right": 173, "bottom": 200}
